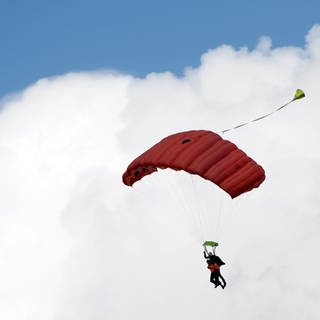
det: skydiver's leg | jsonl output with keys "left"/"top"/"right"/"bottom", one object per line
{"left": 210, "top": 272, "right": 221, "bottom": 287}
{"left": 219, "top": 274, "right": 226, "bottom": 289}
{"left": 210, "top": 272, "right": 217, "bottom": 284}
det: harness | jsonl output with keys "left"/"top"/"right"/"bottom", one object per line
{"left": 207, "top": 262, "right": 220, "bottom": 272}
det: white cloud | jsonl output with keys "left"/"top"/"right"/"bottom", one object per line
{"left": 0, "top": 26, "right": 320, "bottom": 320}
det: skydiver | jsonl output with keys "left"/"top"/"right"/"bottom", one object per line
{"left": 204, "top": 251, "right": 226, "bottom": 289}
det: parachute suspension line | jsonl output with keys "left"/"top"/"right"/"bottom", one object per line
{"left": 167, "top": 174, "right": 194, "bottom": 221}
{"left": 163, "top": 172, "right": 203, "bottom": 240}
{"left": 190, "top": 175, "right": 209, "bottom": 238}
{"left": 180, "top": 174, "right": 207, "bottom": 241}
{"left": 212, "top": 190, "right": 224, "bottom": 241}
{"left": 150, "top": 172, "right": 205, "bottom": 241}
{"left": 188, "top": 175, "right": 227, "bottom": 244}
{"left": 219, "top": 196, "right": 241, "bottom": 242}
{"left": 173, "top": 173, "right": 205, "bottom": 241}
{"left": 204, "top": 184, "right": 214, "bottom": 238}
{"left": 220, "top": 89, "right": 305, "bottom": 134}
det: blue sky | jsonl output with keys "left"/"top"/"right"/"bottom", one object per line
{"left": 1, "top": 0, "right": 319, "bottom": 98}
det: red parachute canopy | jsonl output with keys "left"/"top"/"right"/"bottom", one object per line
{"left": 122, "top": 130, "right": 265, "bottom": 198}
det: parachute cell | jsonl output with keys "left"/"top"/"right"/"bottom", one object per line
{"left": 122, "top": 130, "right": 265, "bottom": 198}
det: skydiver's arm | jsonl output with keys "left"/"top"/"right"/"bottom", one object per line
{"left": 204, "top": 251, "right": 209, "bottom": 259}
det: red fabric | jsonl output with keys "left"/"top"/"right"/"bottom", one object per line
{"left": 208, "top": 263, "right": 220, "bottom": 272}
{"left": 122, "top": 130, "right": 265, "bottom": 198}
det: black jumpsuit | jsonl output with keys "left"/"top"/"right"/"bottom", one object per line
{"left": 204, "top": 252, "right": 226, "bottom": 288}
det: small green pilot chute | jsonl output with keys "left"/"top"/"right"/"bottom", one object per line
{"left": 293, "top": 89, "right": 305, "bottom": 101}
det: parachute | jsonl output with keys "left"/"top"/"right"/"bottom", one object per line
{"left": 122, "top": 90, "right": 305, "bottom": 279}
{"left": 122, "top": 130, "right": 265, "bottom": 199}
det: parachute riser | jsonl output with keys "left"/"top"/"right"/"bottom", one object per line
{"left": 203, "top": 241, "right": 218, "bottom": 255}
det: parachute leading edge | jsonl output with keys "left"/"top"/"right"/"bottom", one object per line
{"left": 122, "top": 130, "right": 265, "bottom": 198}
